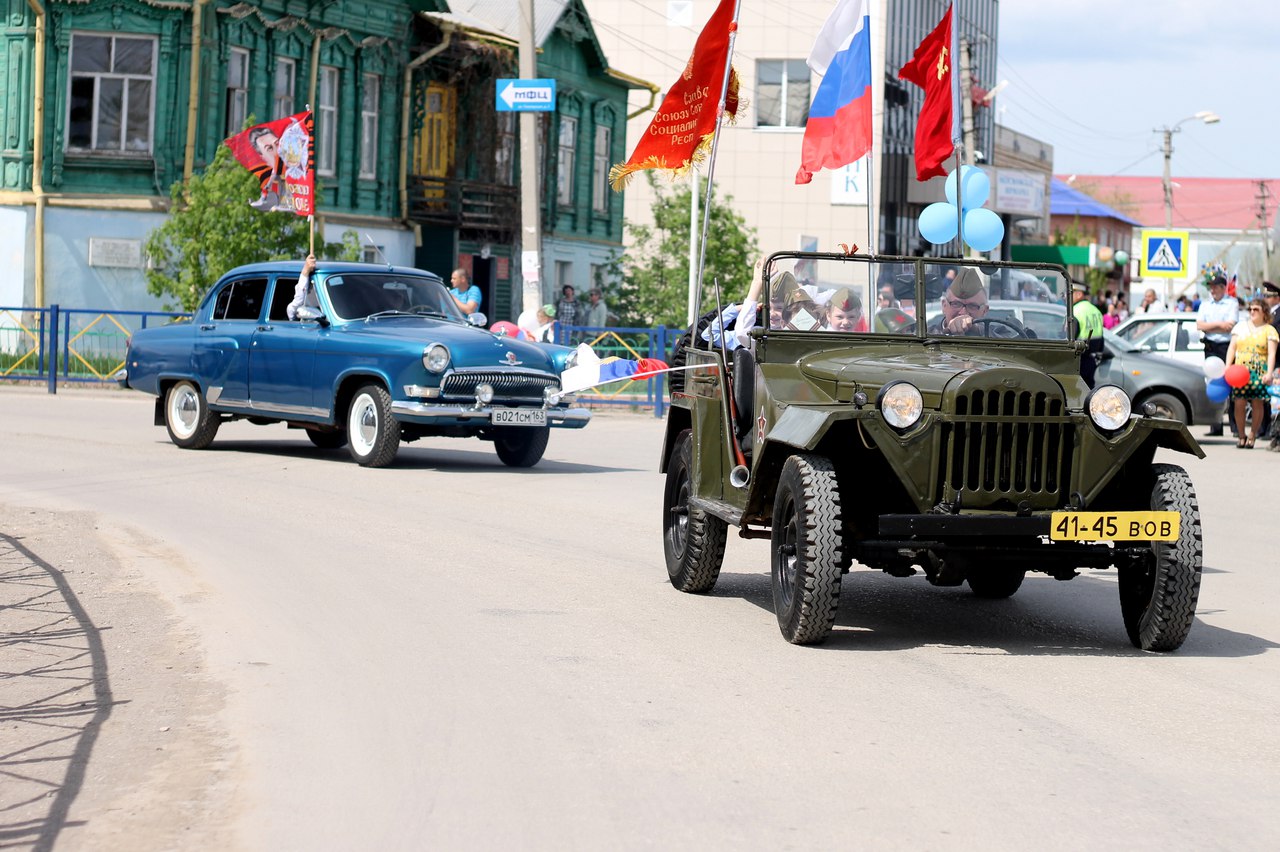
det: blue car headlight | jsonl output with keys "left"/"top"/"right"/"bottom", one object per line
{"left": 423, "top": 343, "right": 450, "bottom": 374}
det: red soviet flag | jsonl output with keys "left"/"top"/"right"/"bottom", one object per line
{"left": 223, "top": 111, "right": 315, "bottom": 215}
{"left": 608, "top": 0, "right": 739, "bottom": 188}
{"left": 897, "top": 4, "right": 958, "bottom": 181}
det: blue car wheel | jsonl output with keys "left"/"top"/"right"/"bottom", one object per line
{"left": 346, "top": 384, "right": 400, "bottom": 467}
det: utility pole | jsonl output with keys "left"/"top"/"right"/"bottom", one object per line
{"left": 518, "top": 0, "right": 542, "bottom": 316}
{"left": 1257, "top": 180, "right": 1273, "bottom": 270}
{"left": 1161, "top": 128, "right": 1174, "bottom": 229}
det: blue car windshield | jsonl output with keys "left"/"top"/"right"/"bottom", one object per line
{"left": 321, "top": 273, "right": 463, "bottom": 321}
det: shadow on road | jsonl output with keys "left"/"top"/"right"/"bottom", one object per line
{"left": 0, "top": 534, "right": 116, "bottom": 852}
{"left": 711, "top": 566, "right": 1274, "bottom": 659}
{"left": 168, "top": 439, "right": 641, "bottom": 474}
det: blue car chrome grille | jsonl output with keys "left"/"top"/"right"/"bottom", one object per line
{"left": 440, "top": 368, "right": 560, "bottom": 404}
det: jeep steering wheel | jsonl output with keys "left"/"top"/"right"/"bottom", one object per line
{"left": 969, "top": 317, "right": 1029, "bottom": 339}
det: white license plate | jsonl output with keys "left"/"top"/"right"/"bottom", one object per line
{"left": 491, "top": 408, "right": 546, "bottom": 427}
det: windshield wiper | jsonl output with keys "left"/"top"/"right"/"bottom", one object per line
{"left": 408, "top": 307, "right": 450, "bottom": 319}
{"left": 364, "top": 310, "right": 417, "bottom": 320}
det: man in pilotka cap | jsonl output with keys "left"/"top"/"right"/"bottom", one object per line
{"left": 929, "top": 267, "right": 990, "bottom": 335}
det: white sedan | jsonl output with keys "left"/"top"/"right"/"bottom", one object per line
{"left": 1111, "top": 313, "right": 1205, "bottom": 368}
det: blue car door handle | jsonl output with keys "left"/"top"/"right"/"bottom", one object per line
{"left": 199, "top": 324, "right": 215, "bottom": 331}
{"left": 257, "top": 325, "right": 273, "bottom": 331}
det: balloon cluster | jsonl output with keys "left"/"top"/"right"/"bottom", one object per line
{"left": 918, "top": 166, "right": 1006, "bottom": 253}
{"left": 1203, "top": 355, "right": 1251, "bottom": 403}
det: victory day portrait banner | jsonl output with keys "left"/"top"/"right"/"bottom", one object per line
{"left": 224, "top": 111, "right": 315, "bottom": 216}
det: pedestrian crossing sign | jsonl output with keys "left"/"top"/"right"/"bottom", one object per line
{"left": 1140, "top": 230, "right": 1190, "bottom": 278}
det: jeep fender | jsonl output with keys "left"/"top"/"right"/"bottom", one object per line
{"left": 1075, "top": 415, "right": 1204, "bottom": 506}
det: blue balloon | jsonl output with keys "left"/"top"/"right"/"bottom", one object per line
{"left": 919, "top": 201, "right": 958, "bottom": 244}
{"left": 1205, "top": 376, "right": 1230, "bottom": 403}
{"left": 945, "top": 165, "right": 991, "bottom": 210}
{"left": 962, "top": 207, "right": 1005, "bottom": 252}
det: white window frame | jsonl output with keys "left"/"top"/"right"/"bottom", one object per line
{"left": 273, "top": 57, "right": 296, "bottom": 119}
{"left": 556, "top": 115, "right": 577, "bottom": 207}
{"left": 591, "top": 124, "right": 611, "bottom": 214}
{"left": 555, "top": 260, "right": 573, "bottom": 291}
{"left": 66, "top": 32, "right": 158, "bottom": 154}
{"left": 360, "top": 73, "right": 379, "bottom": 180}
{"left": 226, "top": 47, "right": 250, "bottom": 135}
{"left": 318, "top": 65, "right": 339, "bottom": 176}
{"left": 755, "top": 59, "right": 810, "bottom": 129}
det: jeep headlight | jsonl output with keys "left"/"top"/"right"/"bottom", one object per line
{"left": 423, "top": 343, "right": 450, "bottom": 374}
{"left": 878, "top": 381, "right": 923, "bottom": 430}
{"left": 1088, "top": 385, "right": 1131, "bottom": 431}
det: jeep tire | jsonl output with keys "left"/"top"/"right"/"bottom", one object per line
{"left": 966, "top": 568, "right": 1026, "bottom": 599}
{"left": 1118, "top": 463, "right": 1202, "bottom": 651}
{"left": 771, "top": 453, "right": 844, "bottom": 645}
{"left": 663, "top": 429, "right": 727, "bottom": 592}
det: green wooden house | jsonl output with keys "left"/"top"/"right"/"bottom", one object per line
{"left": 405, "top": 0, "right": 643, "bottom": 322}
{"left": 1, "top": 0, "right": 447, "bottom": 310}
{"left": 1, "top": 0, "right": 640, "bottom": 318}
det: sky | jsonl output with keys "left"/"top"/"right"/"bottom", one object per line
{"left": 996, "top": 0, "right": 1278, "bottom": 181}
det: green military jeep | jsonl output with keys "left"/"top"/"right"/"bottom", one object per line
{"left": 660, "top": 252, "right": 1204, "bottom": 651}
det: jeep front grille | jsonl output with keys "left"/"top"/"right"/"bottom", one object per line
{"left": 439, "top": 368, "right": 559, "bottom": 404}
{"left": 940, "top": 389, "right": 1073, "bottom": 508}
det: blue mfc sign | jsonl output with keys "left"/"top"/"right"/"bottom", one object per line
{"left": 495, "top": 78, "right": 557, "bottom": 112}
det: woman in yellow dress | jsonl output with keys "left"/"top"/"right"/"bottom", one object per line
{"left": 1225, "top": 297, "right": 1279, "bottom": 448}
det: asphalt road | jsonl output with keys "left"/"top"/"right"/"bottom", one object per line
{"left": 1, "top": 387, "right": 1277, "bottom": 851}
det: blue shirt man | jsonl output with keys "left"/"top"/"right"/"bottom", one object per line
{"left": 449, "top": 268, "right": 482, "bottom": 315}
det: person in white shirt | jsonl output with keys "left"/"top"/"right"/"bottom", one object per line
{"left": 286, "top": 254, "right": 318, "bottom": 320}
{"left": 1196, "top": 275, "right": 1239, "bottom": 435}
{"left": 1137, "top": 288, "right": 1167, "bottom": 314}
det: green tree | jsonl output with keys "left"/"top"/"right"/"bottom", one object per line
{"left": 145, "top": 144, "right": 358, "bottom": 311}
{"left": 609, "top": 174, "right": 758, "bottom": 328}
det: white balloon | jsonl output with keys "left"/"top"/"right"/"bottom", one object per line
{"left": 1203, "top": 355, "right": 1226, "bottom": 380}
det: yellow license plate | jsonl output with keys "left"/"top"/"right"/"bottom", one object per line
{"left": 1050, "top": 511, "right": 1180, "bottom": 542}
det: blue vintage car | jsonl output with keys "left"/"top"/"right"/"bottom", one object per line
{"left": 122, "top": 260, "right": 589, "bottom": 467}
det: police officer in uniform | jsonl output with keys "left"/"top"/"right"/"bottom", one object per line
{"left": 1071, "top": 279, "right": 1104, "bottom": 387}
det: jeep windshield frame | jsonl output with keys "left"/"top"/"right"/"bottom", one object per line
{"left": 759, "top": 252, "right": 1074, "bottom": 343}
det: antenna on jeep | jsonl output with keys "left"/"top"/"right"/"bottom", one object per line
{"left": 364, "top": 233, "right": 391, "bottom": 270}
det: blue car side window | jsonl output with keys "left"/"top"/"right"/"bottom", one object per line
{"left": 212, "top": 278, "right": 268, "bottom": 321}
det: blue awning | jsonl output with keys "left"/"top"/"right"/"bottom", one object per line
{"left": 1050, "top": 178, "right": 1141, "bottom": 226}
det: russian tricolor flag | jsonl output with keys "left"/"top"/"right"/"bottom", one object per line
{"left": 795, "top": 0, "right": 873, "bottom": 185}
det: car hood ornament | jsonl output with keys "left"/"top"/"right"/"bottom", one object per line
{"left": 502, "top": 350, "right": 522, "bottom": 366}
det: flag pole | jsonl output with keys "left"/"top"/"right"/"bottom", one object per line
{"left": 306, "top": 103, "right": 316, "bottom": 257}
{"left": 865, "top": 154, "right": 876, "bottom": 256}
{"left": 692, "top": 0, "right": 743, "bottom": 322}
{"left": 953, "top": 146, "right": 963, "bottom": 257}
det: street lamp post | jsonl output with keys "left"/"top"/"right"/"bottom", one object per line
{"left": 1159, "top": 111, "right": 1220, "bottom": 228}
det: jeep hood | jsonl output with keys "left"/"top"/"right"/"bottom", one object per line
{"left": 799, "top": 349, "right": 1065, "bottom": 396}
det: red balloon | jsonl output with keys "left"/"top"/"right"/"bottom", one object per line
{"left": 1223, "top": 363, "right": 1251, "bottom": 388}
{"left": 489, "top": 320, "right": 520, "bottom": 338}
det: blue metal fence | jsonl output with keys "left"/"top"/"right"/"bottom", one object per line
{"left": 0, "top": 306, "right": 680, "bottom": 416}
{"left": 0, "top": 305, "right": 190, "bottom": 394}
